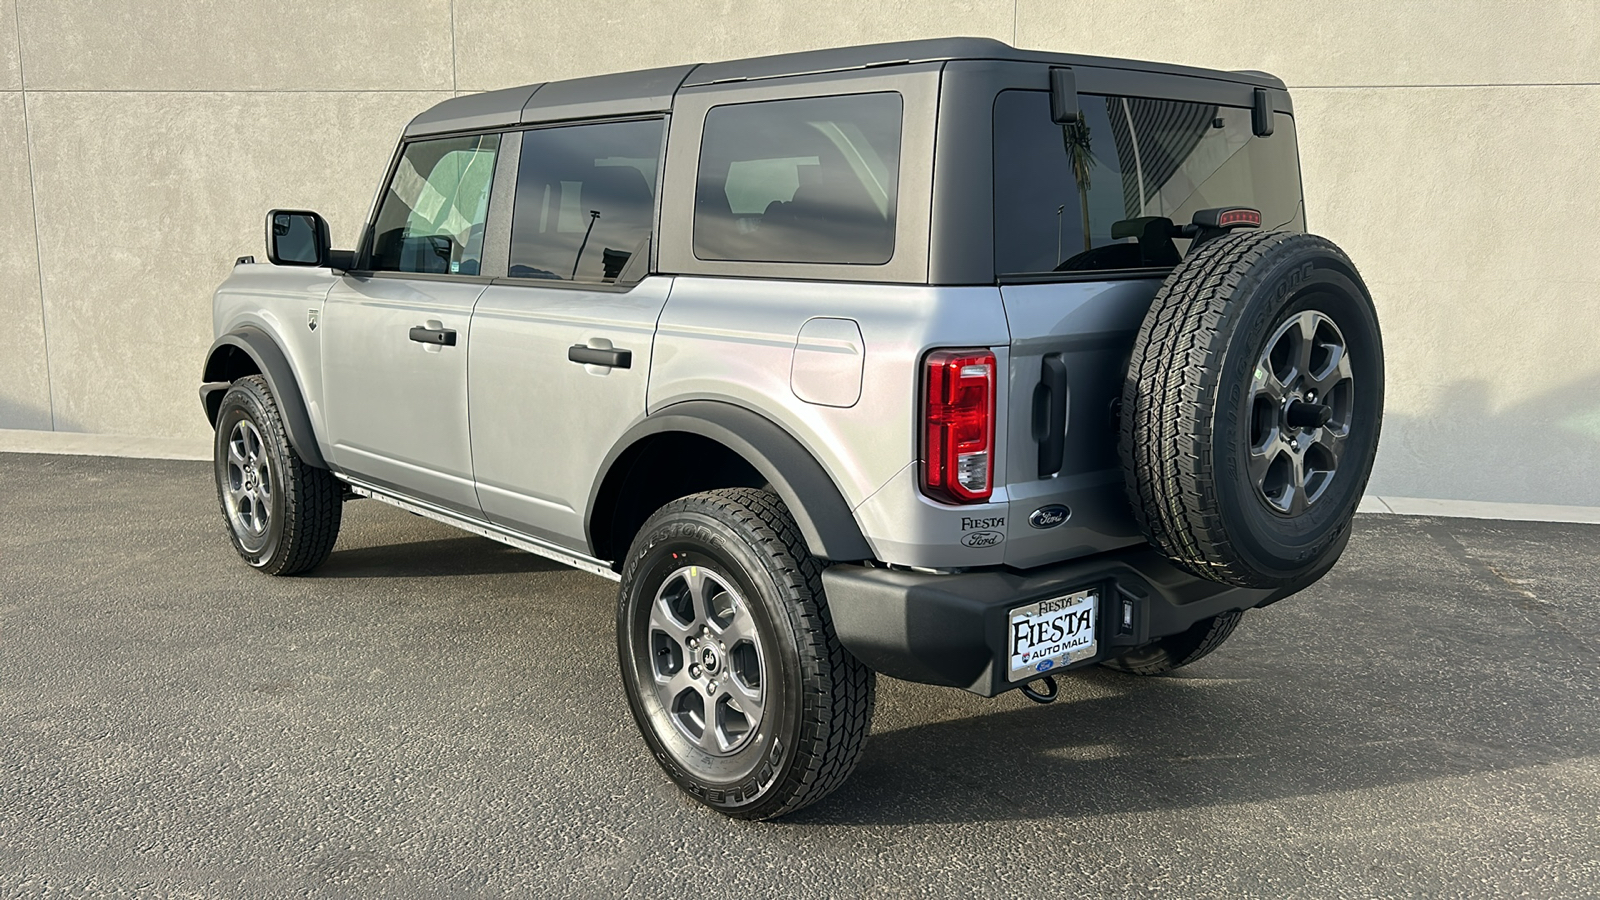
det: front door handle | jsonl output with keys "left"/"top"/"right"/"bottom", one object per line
{"left": 409, "top": 326, "right": 456, "bottom": 346}
{"left": 568, "top": 344, "right": 632, "bottom": 369}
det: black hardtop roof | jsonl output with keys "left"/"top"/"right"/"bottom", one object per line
{"left": 406, "top": 37, "right": 1287, "bottom": 137}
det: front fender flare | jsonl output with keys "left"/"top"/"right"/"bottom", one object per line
{"left": 199, "top": 325, "right": 327, "bottom": 469}
{"left": 588, "top": 401, "right": 872, "bottom": 563}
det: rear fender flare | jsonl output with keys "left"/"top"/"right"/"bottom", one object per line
{"left": 200, "top": 325, "right": 327, "bottom": 469}
{"left": 588, "top": 400, "right": 872, "bottom": 563}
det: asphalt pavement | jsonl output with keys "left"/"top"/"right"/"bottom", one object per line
{"left": 2, "top": 452, "right": 1598, "bottom": 898}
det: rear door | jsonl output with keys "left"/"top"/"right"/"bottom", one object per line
{"left": 322, "top": 132, "right": 503, "bottom": 515}
{"left": 991, "top": 85, "right": 1306, "bottom": 568}
{"left": 467, "top": 117, "right": 669, "bottom": 552}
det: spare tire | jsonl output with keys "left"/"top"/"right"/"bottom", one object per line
{"left": 1120, "top": 231, "right": 1383, "bottom": 589}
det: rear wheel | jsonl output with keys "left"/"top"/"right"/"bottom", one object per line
{"left": 212, "top": 375, "right": 342, "bottom": 575}
{"left": 1102, "top": 611, "right": 1243, "bottom": 676}
{"left": 616, "top": 488, "right": 874, "bottom": 820}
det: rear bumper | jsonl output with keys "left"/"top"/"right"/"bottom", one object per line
{"left": 822, "top": 543, "right": 1302, "bottom": 697}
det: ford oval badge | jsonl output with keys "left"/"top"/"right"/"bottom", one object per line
{"left": 1028, "top": 504, "right": 1071, "bottom": 529}
{"left": 960, "top": 530, "right": 1004, "bottom": 548}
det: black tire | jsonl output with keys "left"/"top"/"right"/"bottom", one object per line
{"left": 212, "top": 375, "right": 342, "bottom": 575}
{"left": 616, "top": 488, "right": 874, "bottom": 820}
{"left": 1120, "top": 231, "right": 1384, "bottom": 589}
{"left": 1102, "top": 610, "right": 1243, "bottom": 676}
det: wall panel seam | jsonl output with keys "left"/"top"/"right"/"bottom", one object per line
{"left": 1293, "top": 82, "right": 1600, "bottom": 90}
{"left": 14, "top": 0, "right": 55, "bottom": 430}
{"left": 16, "top": 88, "right": 456, "bottom": 94}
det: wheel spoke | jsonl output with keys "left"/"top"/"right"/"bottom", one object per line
{"left": 1293, "top": 311, "right": 1318, "bottom": 380}
{"left": 659, "top": 664, "right": 695, "bottom": 698}
{"left": 726, "top": 672, "right": 763, "bottom": 713}
{"left": 1311, "top": 424, "right": 1347, "bottom": 468}
{"left": 1308, "top": 342, "right": 1352, "bottom": 395}
{"left": 1248, "top": 436, "right": 1287, "bottom": 486}
{"left": 1286, "top": 451, "right": 1308, "bottom": 516}
{"left": 1251, "top": 363, "right": 1288, "bottom": 404}
{"left": 716, "top": 606, "right": 760, "bottom": 647}
{"left": 649, "top": 575, "right": 703, "bottom": 640}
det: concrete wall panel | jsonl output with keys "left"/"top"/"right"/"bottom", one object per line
{"left": 25, "top": 90, "right": 445, "bottom": 438}
{"left": 1017, "top": 1, "right": 1600, "bottom": 88}
{"left": 453, "top": 0, "right": 1013, "bottom": 91}
{"left": 1295, "top": 86, "right": 1600, "bottom": 505}
{"left": 16, "top": 0, "right": 454, "bottom": 91}
{"left": 4, "top": 1, "right": 1595, "bottom": 511}
{"left": 2, "top": 0, "right": 20, "bottom": 91}
{"left": 0, "top": 90, "right": 51, "bottom": 429}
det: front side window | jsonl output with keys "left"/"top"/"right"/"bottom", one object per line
{"left": 694, "top": 92, "right": 902, "bottom": 265}
{"left": 369, "top": 133, "right": 501, "bottom": 275}
{"left": 993, "top": 90, "right": 1304, "bottom": 277}
{"left": 508, "top": 118, "right": 663, "bottom": 283}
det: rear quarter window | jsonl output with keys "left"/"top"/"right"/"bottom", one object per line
{"left": 693, "top": 92, "right": 903, "bottom": 266}
{"left": 993, "top": 90, "right": 1304, "bottom": 278}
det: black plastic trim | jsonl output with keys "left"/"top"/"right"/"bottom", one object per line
{"left": 586, "top": 400, "right": 872, "bottom": 562}
{"left": 1035, "top": 352, "right": 1069, "bottom": 478}
{"left": 568, "top": 345, "right": 632, "bottom": 369}
{"left": 409, "top": 326, "right": 457, "bottom": 346}
{"left": 1253, "top": 87, "right": 1276, "bottom": 137}
{"left": 199, "top": 325, "right": 327, "bottom": 469}
{"left": 822, "top": 544, "right": 1293, "bottom": 696}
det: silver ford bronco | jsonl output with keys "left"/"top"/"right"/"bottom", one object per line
{"left": 201, "top": 38, "right": 1383, "bottom": 819}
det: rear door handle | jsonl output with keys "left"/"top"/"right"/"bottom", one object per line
{"left": 568, "top": 345, "right": 632, "bottom": 369}
{"left": 409, "top": 326, "right": 456, "bottom": 346}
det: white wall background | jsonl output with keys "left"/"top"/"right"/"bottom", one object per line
{"left": 3, "top": 1, "right": 1597, "bottom": 506}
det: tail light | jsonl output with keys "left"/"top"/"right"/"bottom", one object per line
{"left": 922, "top": 348, "right": 997, "bottom": 504}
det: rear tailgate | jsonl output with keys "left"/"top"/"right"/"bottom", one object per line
{"left": 999, "top": 278, "right": 1160, "bottom": 568}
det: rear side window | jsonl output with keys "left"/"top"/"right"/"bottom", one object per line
{"left": 509, "top": 118, "right": 663, "bottom": 283}
{"left": 369, "top": 133, "right": 501, "bottom": 275}
{"left": 993, "top": 90, "right": 1304, "bottom": 277}
{"left": 694, "top": 92, "right": 902, "bottom": 265}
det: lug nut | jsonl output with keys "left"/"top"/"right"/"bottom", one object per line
{"left": 689, "top": 664, "right": 701, "bottom": 678}
{"left": 687, "top": 637, "right": 697, "bottom": 647}
{"left": 719, "top": 641, "right": 726, "bottom": 650}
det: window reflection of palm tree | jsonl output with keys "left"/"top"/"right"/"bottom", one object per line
{"left": 1062, "top": 121, "right": 1094, "bottom": 254}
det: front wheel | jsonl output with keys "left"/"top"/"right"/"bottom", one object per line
{"left": 616, "top": 488, "right": 874, "bottom": 820}
{"left": 212, "top": 375, "right": 342, "bottom": 575}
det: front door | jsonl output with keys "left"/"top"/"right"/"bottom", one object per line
{"left": 468, "top": 117, "right": 669, "bottom": 552}
{"left": 322, "top": 132, "right": 503, "bottom": 515}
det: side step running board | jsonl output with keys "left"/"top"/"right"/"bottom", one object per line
{"left": 342, "top": 480, "right": 621, "bottom": 582}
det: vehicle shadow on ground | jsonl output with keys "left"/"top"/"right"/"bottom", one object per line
{"left": 786, "top": 660, "right": 1596, "bottom": 826}
{"left": 310, "top": 536, "right": 566, "bottom": 578}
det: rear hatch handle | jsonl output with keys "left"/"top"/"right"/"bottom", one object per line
{"left": 1032, "top": 353, "right": 1069, "bottom": 478}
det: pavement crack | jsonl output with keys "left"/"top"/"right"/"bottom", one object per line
{"left": 1424, "top": 524, "right": 1540, "bottom": 604}
{"left": 1424, "top": 523, "right": 1596, "bottom": 659}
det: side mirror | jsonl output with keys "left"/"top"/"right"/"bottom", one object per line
{"left": 265, "top": 209, "right": 330, "bottom": 267}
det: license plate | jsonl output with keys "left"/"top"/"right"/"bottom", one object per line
{"left": 1008, "top": 589, "right": 1098, "bottom": 681}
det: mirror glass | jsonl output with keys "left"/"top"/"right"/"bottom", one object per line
{"left": 271, "top": 212, "right": 321, "bottom": 265}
